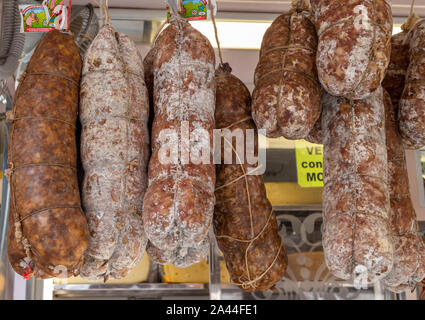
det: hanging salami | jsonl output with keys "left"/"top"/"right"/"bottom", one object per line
{"left": 399, "top": 19, "right": 425, "bottom": 149}
{"left": 214, "top": 63, "right": 288, "bottom": 292}
{"left": 381, "top": 90, "right": 425, "bottom": 292}
{"left": 79, "top": 23, "right": 150, "bottom": 280}
{"left": 142, "top": 15, "right": 216, "bottom": 267}
{"left": 6, "top": 30, "right": 89, "bottom": 279}
{"left": 382, "top": 32, "right": 410, "bottom": 110}
{"left": 311, "top": 0, "right": 392, "bottom": 99}
{"left": 252, "top": 3, "right": 321, "bottom": 139}
{"left": 322, "top": 87, "right": 393, "bottom": 283}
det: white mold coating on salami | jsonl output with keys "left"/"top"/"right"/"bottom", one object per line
{"left": 251, "top": 11, "right": 321, "bottom": 139}
{"left": 79, "top": 25, "right": 149, "bottom": 280}
{"left": 314, "top": 0, "right": 392, "bottom": 99}
{"left": 142, "top": 17, "right": 216, "bottom": 267}
{"left": 399, "top": 20, "right": 425, "bottom": 149}
{"left": 322, "top": 87, "right": 393, "bottom": 283}
{"left": 381, "top": 90, "right": 425, "bottom": 291}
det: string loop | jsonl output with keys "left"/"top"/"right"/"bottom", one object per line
{"left": 208, "top": 1, "right": 223, "bottom": 65}
{"left": 402, "top": 0, "right": 419, "bottom": 32}
{"left": 215, "top": 116, "right": 282, "bottom": 290}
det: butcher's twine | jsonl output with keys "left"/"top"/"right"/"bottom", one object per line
{"left": 290, "top": 0, "right": 311, "bottom": 13}
{"left": 208, "top": 0, "right": 223, "bottom": 65}
{"left": 402, "top": 0, "right": 420, "bottom": 32}
{"left": 18, "top": 71, "right": 79, "bottom": 87}
{"left": 215, "top": 208, "right": 284, "bottom": 290}
{"left": 214, "top": 114, "right": 283, "bottom": 290}
{"left": 92, "top": 0, "right": 112, "bottom": 26}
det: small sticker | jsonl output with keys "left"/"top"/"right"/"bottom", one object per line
{"left": 167, "top": 0, "right": 217, "bottom": 21}
{"left": 20, "top": 0, "right": 70, "bottom": 33}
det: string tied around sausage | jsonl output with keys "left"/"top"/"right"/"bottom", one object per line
{"left": 216, "top": 208, "right": 284, "bottom": 290}
{"left": 5, "top": 111, "right": 14, "bottom": 123}
{"left": 215, "top": 115, "right": 283, "bottom": 290}
{"left": 151, "top": 18, "right": 170, "bottom": 48}
{"left": 217, "top": 116, "right": 252, "bottom": 131}
{"left": 208, "top": 0, "right": 223, "bottom": 65}
{"left": 215, "top": 116, "right": 264, "bottom": 191}
{"left": 7, "top": 160, "right": 34, "bottom": 267}
{"left": 6, "top": 112, "right": 77, "bottom": 128}
{"left": 19, "top": 71, "right": 80, "bottom": 87}
{"left": 290, "top": 0, "right": 311, "bottom": 13}
{"left": 238, "top": 242, "right": 284, "bottom": 290}
{"left": 4, "top": 161, "right": 14, "bottom": 181}
{"left": 92, "top": 0, "right": 112, "bottom": 26}
{"left": 5, "top": 162, "right": 77, "bottom": 181}
{"left": 124, "top": 159, "right": 139, "bottom": 175}
{"left": 84, "top": 66, "right": 144, "bottom": 81}
{"left": 402, "top": 0, "right": 419, "bottom": 32}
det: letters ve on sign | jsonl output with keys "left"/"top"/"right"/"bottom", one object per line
{"left": 295, "top": 140, "right": 323, "bottom": 188}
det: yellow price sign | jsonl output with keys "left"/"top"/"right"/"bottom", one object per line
{"left": 295, "top": 140, "right": 323, "bottom": 188}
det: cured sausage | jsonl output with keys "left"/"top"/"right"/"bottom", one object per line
{"left": 142, "top": 16, "right": 216, "bottom": 266}
{"left": 382, "top": 32, "right": 410, "bottom": 110}
{"left": 381, "top": 90, "right": 425, "bottom": 292}
{"left": 214, "top": 63, "right": 287, "bottom": 292}
{"left": 6, "top": 30, "right": 89, "bottom": 279}
{"left": 252, "top": 7, "right": 321, "bottom": 139}
{"left": 79, "top": 25, "right": 149, "bottom": 280}
{"left": 322, "top": 87, "right": 393, "bottom": 284}
{"left": 311, "top": 0, "right": 392, "bottom": 99}
{"left": 146, "top": 239, "right": 209, "bottom": 268}
{"left": 399, "top": 20, "right": 425, "bottom": 149}
{"left": 305, "top": 114, "right": 323, "bottom": 145}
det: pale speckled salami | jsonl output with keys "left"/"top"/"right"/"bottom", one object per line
{"left": 381, "top": 90, "right": 425, "bottom": 292}
{"left": 142, "top": 16, "right": 216, "bottom": 267}
{"left": 79, "top": 25, "right": 150, "bottom": 280}
{"left": 322, "top": 87, "right": 393, "bottom": 283}
{"left": 252, "top": 9, "right": 321, "bottom": 139}
{"left": 146, "top": 239, "right": 209, "bottom": 268}
{"left": 311, "top": 0, "right": 392, "bottom": 99}
{"left": 399, "top": 20, "right": 425, "bottom": 149}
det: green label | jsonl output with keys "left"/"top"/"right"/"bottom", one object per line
{"left": 167, "top": 0, "right": 208, "bottom": 20}
{"left": 295, "top": 140, "right": 324, "bottom": 188}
